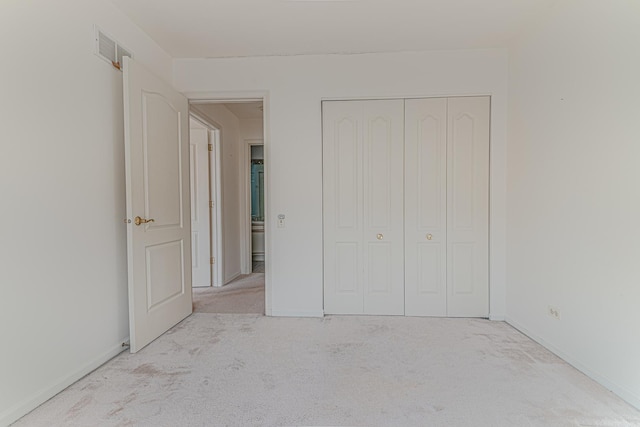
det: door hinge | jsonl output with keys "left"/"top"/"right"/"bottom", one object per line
{"left": 210, "top": 257, "right": 215, "bottom": 264}
{"left": 209, "top": 200, "right": 214, "bottom": 208}
{"left": 208, "top": 143, "right": 213, "bottom": 152}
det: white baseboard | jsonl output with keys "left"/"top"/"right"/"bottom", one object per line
{"left": 270, "top": 310, "right": 324, "bottom": 318}
{"left": 489, "top": 313, "right": 505, "bottom": 321}
{"left": 505, "top": 317, "right": 640, "bottom": 411}
{"left": 0, "top": 339, "right": 128, "bottom": 427}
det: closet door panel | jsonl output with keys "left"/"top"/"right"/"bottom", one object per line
{"left": 447, "top": 96, "right": 490, "bottom": 317}
{"left": 363, "top": 100, "right": 405, "bottom": 315}
{"left": 323, "top": 101, "right": 364, "bottom": 314}
{"left": 404, "top": 98, "right": 448, "bottom": 316}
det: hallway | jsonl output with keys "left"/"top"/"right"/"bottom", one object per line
{"left": 192, "top": 270, "right": 265, "bottom": 314}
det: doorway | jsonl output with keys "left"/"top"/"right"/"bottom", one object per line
{"left": 188, "top": 100, "right": 267, "bottom": 314}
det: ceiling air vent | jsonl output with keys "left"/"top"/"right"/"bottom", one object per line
{"left": 95, "top": 26, "right": 133, "bottom": 71}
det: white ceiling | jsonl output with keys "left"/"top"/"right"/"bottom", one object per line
{"left": 222, "top": 102, "right": 263, "bottom": 119}
{"left": 110, "top": 0, "right": 558, "bottom": 59}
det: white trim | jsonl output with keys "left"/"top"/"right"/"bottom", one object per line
{"left": 0, "top": 340, "right": 127, "bottom": 427}
{"left": 506, "top": 317, "right": 640, "bottom": 410}
{"left": 210, "top": 129, "right": 223, "bottom": 287}
{"left": 243, "top": 138, "right": 264, "bottom": 274}
{"left": 320, "top": 93, "right": 493, "bottom": 102}
{"left": 271, "top": 310, "right": 325, "bottom": 318}
{"left": 489, "top": 314, "right": 505, "bottom": 321}
{"left": 189, "top": 110, "right": 218, "bottom": 131}
{"left": 185, "top": 91, "right": 268, "bottom": 101}
{"left": 263, "top": 95, "right": 271, "bottom": 316}
{"left": 185, "top": 91, "right": 272, "bottom": 316}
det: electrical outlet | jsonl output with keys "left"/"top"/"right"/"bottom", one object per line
{"left": 548, "top": 306, "right": 561, "bottom": 320}
{"left": 277, "top": 214, "right": 285, "bottom": 228}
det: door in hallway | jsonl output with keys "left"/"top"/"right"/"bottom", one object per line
{"left": 189, "top": 118, "right": 212, "bottom": 287}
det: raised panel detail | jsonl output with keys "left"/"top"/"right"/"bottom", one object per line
{"left": 404, "top": 98, "right": 447, "bottom": 317}
{"left": 451, "top": 243, "right": 474, "bottom": 295}
{"left": 417, "top": 244, "right": 442, "bottom": 294}
{"left": 145, "top": 240, "right": 185, "bottom": 311}
{"left": 418, "top": 115, "right": 443, "bottom": 230}
{"left": 452, "top": 113, "right": 475, "bottom": 232}
{"left": 447, "top": 96, "right": 489, "bottom": 317}
{"left": 336, "top": 118, "right": 358, "bottom": 229}
{"left": 142, "top": 92, "right": 183, "bottom": 229}
{"left": 323, "top": 101, "right": 364, "bottom": 315}
{"left": 368, "top": 243, "right": 391, "bottom": 294}
{"left": 367, "top": 117, "right": 392, "bottom": 229}
{"left": 335, "top": 243, "right": 358, "bottom": 294}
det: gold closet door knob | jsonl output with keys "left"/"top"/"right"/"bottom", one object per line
{"left": 134, "top": 216, "right": 155, "bottom": 226}
{"left": 376, "top": 233, "right": 383, "bottom": 240}
{"left": 426, "top": 234, "right": 433, "bottom": 240}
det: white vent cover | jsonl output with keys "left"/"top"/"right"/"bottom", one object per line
{"left": 95, "top": 26, "right": 133, "bottom": 70}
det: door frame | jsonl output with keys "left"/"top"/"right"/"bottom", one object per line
{"left": 189, "top": 111, "right": 223, "bottom": 287}
{"left": 187, "top": 91, "right": 271, "bottom": 316}
{"left": 243, "top": 138, "right": 264, "bottom": 273}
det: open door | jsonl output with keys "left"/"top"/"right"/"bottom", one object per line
{"left": 123, "top": 57, "right": 192, "bottom": 353}
{"left": 189, "top": 118, "right": 212, "bottom": 287}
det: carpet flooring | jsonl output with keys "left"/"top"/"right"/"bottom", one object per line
{"left": 193, "top": 273, "right": 265, "bottom": 314}
{"left": 13, "top": 314, "right": 640, "bottom": 426}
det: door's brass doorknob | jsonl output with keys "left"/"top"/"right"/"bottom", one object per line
{"left": 376, "top": 233, "right": 383, "bottom": 240}
{"left": 134, "top": 216, "right": 155, "bottom": 226}
{"left": 426, "top": 233, "right": 433, "bottom": 240}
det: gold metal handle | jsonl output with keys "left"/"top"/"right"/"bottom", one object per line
{"left": 426, "top": 233, "right": 433, "bottom": 240}
{"left": 134, "top": 216, "right": 155, "bottom": 226}
{"left": 376, "top": 233, "right": 383, "bottom": 240}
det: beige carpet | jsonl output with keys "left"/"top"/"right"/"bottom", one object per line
{"left": 13, "top": 314, "right": 640, "bottom": 426}
{"left": 193, "top": 273, "right": 265, "bottom": 314}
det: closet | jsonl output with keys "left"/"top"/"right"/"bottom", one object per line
{"left": 322, "top": 96, "right": 489, "bottom": 317}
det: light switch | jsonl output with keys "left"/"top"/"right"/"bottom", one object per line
{"left": 277, "top": 214, "right": 285, "bottom": 228}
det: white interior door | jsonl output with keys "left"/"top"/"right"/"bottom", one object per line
{"left": 189, "top": 118, "right": 212, "bottom": 287}
{"left": 362, "top": 100, "right": 404, "bottom": 315}
{"left": 323, "top": 100, "right": 404, "bottom": 315}
{"left": 209, "top": 128, "right": 222, "bottom": 287}
{"left": 447, "top": 96, "right": 490, "bottom": 317}
{"left": 404, "top": 98, "right": 448, "bottom": 316}
{"left": 123, "top": 57, "right": 192, "bottom": 353}
{"left": 323, "top": 101, "right": 364, "bottom": 314}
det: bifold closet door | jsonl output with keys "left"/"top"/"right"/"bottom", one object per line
{"left": 323, "top": 100, "right": 404, "bottom": 315}
{"left": 404, "top": 98, "right": 448, "bottom": 316}
{"left": 405, "top": 96, "right": 490, "bottom": 317}
{"left": 447, "top": 96, "right": 490, "bottom": 317}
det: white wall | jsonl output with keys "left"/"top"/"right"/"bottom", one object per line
{"left": 190, "top": 104, "right": 243, "bottom": 284}
{"left": 240, "top": 118, "right": 265, "bottom": 142}
{"left": 175, "top": 49, "right": 509, "bottom": 317}
{"left": 0, "top": 1, "right": 173, "bottom": 425}
{"left": 507, "top": 0, "right": 640, "bottom": 409}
